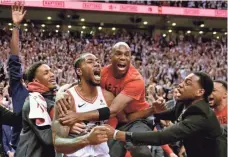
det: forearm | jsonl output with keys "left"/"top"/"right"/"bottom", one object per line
{"left": 78, "top": 110, "right": 100, "bottom": 121}
{"left": 11, "top": 26, "right": 20, "bottom": 56}
{"left": 54, "top": 135, "right": 90, "bottom": 154}
{"left": 52, "top": 120, "right": 89, "bottom": 154}
{"left": 126, "top": 107, "right": 154, "bottom": 122}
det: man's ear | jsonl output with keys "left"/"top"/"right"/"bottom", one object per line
{"left": 197, "top": 89, "right": 205, "bottom": 97}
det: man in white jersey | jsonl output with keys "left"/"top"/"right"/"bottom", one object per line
{"left": 52, "top": 53, "right": 117, "bottom": 157}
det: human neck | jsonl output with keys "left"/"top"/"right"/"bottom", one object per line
{"left": 184, "top": 98, "right": 204, "bottom": 108}
{"left": 214, "top": 101, "right": 226, "bottom": 113}
{"left": 77, "top": 80, "right": 97, "bottom": 98}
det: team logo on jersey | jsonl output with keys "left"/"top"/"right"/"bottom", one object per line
{"left": 100, "top": 99, "right": 105, "bottom": 106}
{"left": 78, "top": 103, "right": 86, "bottom": 108}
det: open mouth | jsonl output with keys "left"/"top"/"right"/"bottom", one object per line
{"left": 117, "top": 63, "right": 127, "bottom": 70}
{"left": 93, "top": 70, "right": 101, "bottom": 81}
{"left": 208, "top": 97, "right": 214, "bottom": 104}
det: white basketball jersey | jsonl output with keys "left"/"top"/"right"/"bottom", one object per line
{"left": 64, "top": 86, "right": 110, "bottom": 157}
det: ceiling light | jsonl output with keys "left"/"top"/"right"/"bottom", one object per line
{"left": 187, "top": 30, "right": 191, "bottom": 34}
{"left": 163, "top": 34, "right": 166, "bottom": 37}
{"left": 8, "top": 23, "right": 12, "bottom": 26}
{"left": 81, "top": 18, "right": 85, "bottom": 22}
{"left": 213, "top": 31, "right": 217, "bottom": 35}
{"left": 25, "top": 28, "right": 28, "bottom": 31}
{"left": 112, "top": 27, "right": 116, "bottom": 31}
{"left": 42, "top": 29, "right": 45, "bottom": 32}
{"left": 10, "top": 28, "right": 13, "bottom": 31}
{"left": 200, "top": 24, "right": 205, "bottom": 27}
{"left": 55, "top": 30, "right": 58, "bottom": 33}
{"left": 199, "top": 31, "right": 203, "bottom": 34}
{"left": 225, "top": 32, "right": 227, "bottom": 35}
{"left": 56, "top": 25, "right": 60, "bottom": 28}
{"left": 47, "top": 16, "right": 52, "bottom": 20}
{"left": 68, "top": 30, "right": 70, "bottom": 33}
{"left": 216, "top": 36, "right": 219, "bottom": 39}
{"left": 81, "top": 31, "right": 83, "bottom": 34}
{"left": 172, "top": 23, "right": 176, "bottom": 26}
{"left": 68, "top": 25, "right": 72, "bottom": 28}
{"left": 98, "top": 27, "right": 102, "bottom": 30}
{"left": 90, "top": 31, "right": 93, "bottom": 34}
{"left": 24, "top": 23, "right": 28, "bottom": 27}
{"left": 41, "top": 24, "right": 45, "bottom": 27}
{"left": 82, "top": 26, "right": 86, "bottom": 29}
{"left": 143, "top": 21, "right": 148, "bottom": 25}
{"left": 168, "top": 29, "right": 172, "bottom": 33}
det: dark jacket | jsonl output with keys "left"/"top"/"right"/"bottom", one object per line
{"left": 131, "top": 100, "right": 225, "bottom": 157}
{"left": 15, "top": 92, "right": 55, "bottom": 157}
{"left": 2, "top": 125, "right": 14, "bottom": 154}
{"left": 0, "top": 106, "right": 21, "bottom": 157}
{"left": 8, "top": 55, "right": 29, "bottom": 148}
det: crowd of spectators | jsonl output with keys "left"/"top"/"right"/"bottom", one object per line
{"left": 102, "top": 0, "right": 228, "bottom": 10}
{"left": 0, "top": 26, "right": 227, "bottom": 157}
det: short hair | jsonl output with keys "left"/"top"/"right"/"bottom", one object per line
{"left": 214, "top": 80, "right": 227, "bottom": 90}
{"left": 26, "top": 62, "right": 44, "bottom": 82}
{"left": 194, "top": 72, "right": 214, "bottom": 102}
{"left": 112, "top": 42, "right": 130, "bottom": 52}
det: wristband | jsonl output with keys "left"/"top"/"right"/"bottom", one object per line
{"left": 98, "top": 107, "right": 110, "bottom": 120}
{"left": 125, "top": 132, "right": 133, "bottom": 142}
{"left": 113, "top": 129, "right": 119, "bottom": 140}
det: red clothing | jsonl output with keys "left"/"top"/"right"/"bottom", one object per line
{"left": 215, "top": 105, "right": 227, "bottom": 124}
{"left": 101, "top": 65, "right": 149, "bottom": 114}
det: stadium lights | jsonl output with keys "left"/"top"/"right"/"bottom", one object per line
{"left": 98, "top": 27, "right": 102, "bottom": 30}
{"left": 200, "top": 24, "right": 205, "bottom": 27}
{"left": 56, "top": 25, "right": 60, "bottom": 28}
{"left": 24, "top": 23, "right": 28, "bottom": 27}
{"left": 10, "top": 28, "right": 13, "bottom": 31}
{"left": 225, "top": 32, "right": 227, "bottom": 35}
{"left": 42, "top": 29, "right": 45, "bottom": 32}
{"left": 168, "top": 29, "right": 172, "bottom": 33}
{"left": 172, "top": 23, "right": 176, "bottom": 26}
{"left": 82, "top": 26, "right": 86, "bottom": 29}
{"left": 112, "top": 27, "right": 116, "bottom": 31}
{"left": 187, "top": 30, "right": 191, "bottom": 34}
{"left": 25, "top": 28, "right": 28, "bottom": 32}
{"left": 41, "top": 24, "right": 45, "bottom": 27}
{"left": 55, "top": 30, "right": 58, "bottom": 33}
{"left": 81, "top": 18, "right": 85, "bottom": 22}
{"left": 8, "top": 23, "right": 12, "bottom": 26}
{"left": 68, "top": 25, "right": 72, "bottom": 28}
{"left": 143, "top": 21, "right": 148, "bottom": 25}
{"left": 199, "top": 31, "right": 203, "bottom": 34}
{"left": 163, "top": 34, "right": 166, "bottom": 37}
{"left": 216, "top": 36, "right": 219, "bottom": 39}
{"left": 47, "top": 16, "right": 52, "bottom": 20}
{"left": 213, "top": 32, "right": 217, "bottom": 35}
{"left": 81, "top": 31, "right": 83, "bottom": 34}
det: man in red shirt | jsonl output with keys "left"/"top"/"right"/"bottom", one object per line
{"left": 209, "top": 80, "right": 227, "bottom": 124}
{"left": 57, "top": 42, "right": 166, "bottom": 157}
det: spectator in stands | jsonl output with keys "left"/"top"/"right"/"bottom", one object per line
{"left": 8, "top": 1, "right": 29, "bottom": 150}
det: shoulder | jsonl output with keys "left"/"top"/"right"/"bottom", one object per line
{"left": 125, "top": 65, "right": 144, "bottom": 82}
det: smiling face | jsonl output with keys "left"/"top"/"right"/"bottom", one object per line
{"left": 111, "top": 43, "right": 131, "bottom": 78}
{"left": 76, "top": 54, "right": 101, "bottom": 86}
{"left": 34, "top": 64, "right": 57, "bottom": 89}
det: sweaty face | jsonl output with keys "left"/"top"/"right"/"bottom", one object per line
{"left": 79, "top": 54, "right": 101, "bottom": 86}
{"left": 111, "top": 45, "right": 131, "bottom": 78}
{"left": 176, "top": 73, "right": 204, "bottom": 101}
{"left": 209, "top": 82, "right": 226, "bottom": 107}
{"left": 34, "top": 64, "right": 56, "bottom": 89}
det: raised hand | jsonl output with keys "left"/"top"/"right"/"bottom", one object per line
{"left": 12, "top": 1, "right": 27, "bottom": 25}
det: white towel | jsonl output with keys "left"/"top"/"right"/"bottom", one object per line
{"left": 28, "top": 92, "right": 52, "bottom": 126}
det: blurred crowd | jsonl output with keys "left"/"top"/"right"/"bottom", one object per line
{"left": 102, "top": 0, "right": 228, "bottom": 10}
{"left": 0, "top": 28, "right": 227, "bottom": 91}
